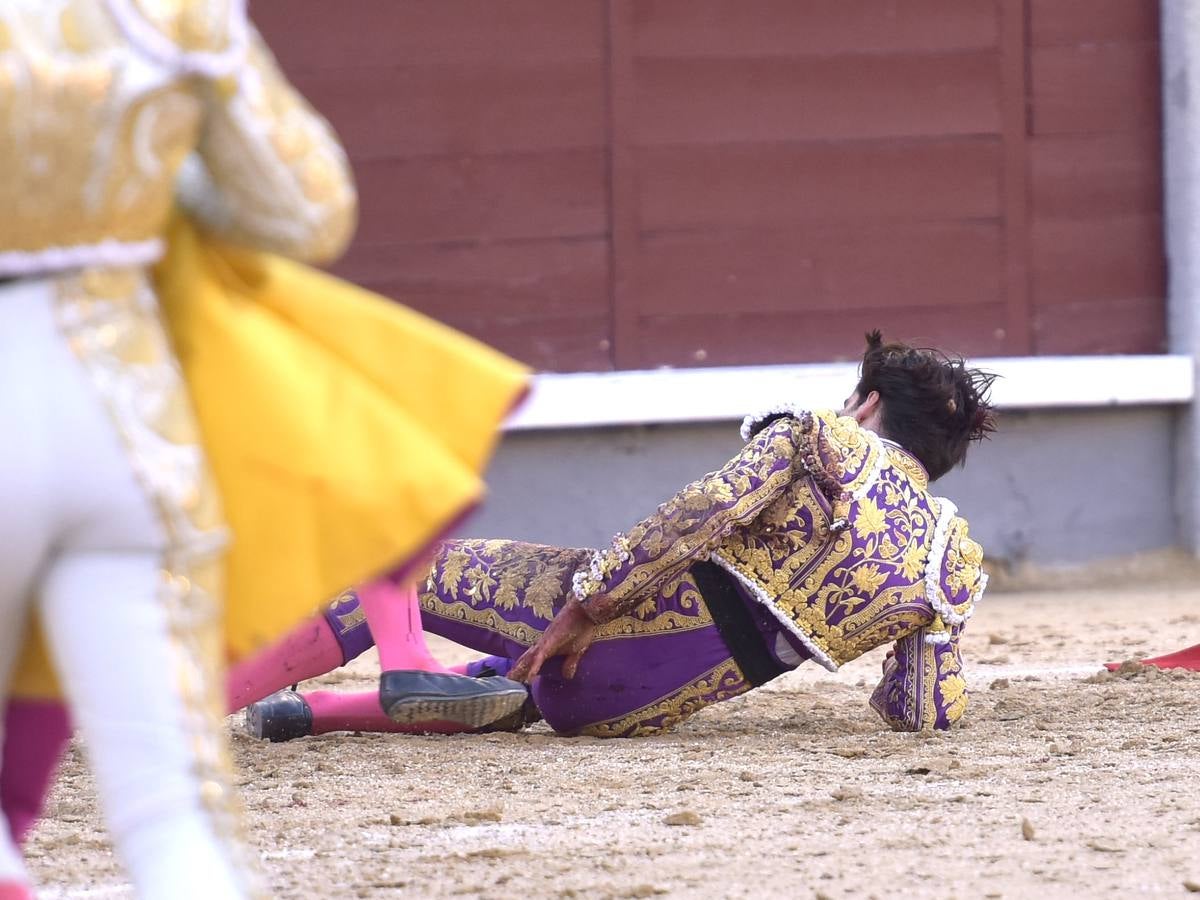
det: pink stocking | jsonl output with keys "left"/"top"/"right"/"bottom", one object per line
{"left": 4, "top": 611, "right": 348, "bottom": 844}
{"left": 304, "top": 690, "right": 465, "bottom": 735}
{"left": 1, "top": 700, "right": 72, "bottom": 845}
{"left": 356, "top": 579, "right": 453, "bottom": 674}
{"left": 1, "top": 610, "right": 348, "bottom": 844}
{"left": 225, "top": 614, "right": 346, "bottom": 712}
{"left": 3, "top": 587, "right": 452, "bottom": 840}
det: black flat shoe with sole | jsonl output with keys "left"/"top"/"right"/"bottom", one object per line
{"left": 378, "top": 670, "right": 529, "bottom": 730}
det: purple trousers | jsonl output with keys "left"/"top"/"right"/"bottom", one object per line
{"left": 413, "top": 540, "right": 763, "bottom": 737}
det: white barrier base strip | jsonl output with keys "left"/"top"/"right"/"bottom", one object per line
{"left": 507, "top": 355, "right": 1194, "bottom": 432}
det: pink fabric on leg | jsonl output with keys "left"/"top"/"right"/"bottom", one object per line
{"left": 357, "top": 579, "right": 452, "bottom": 674}
{"left": 304, "top": 690, "right": 464, "bottom": 735}
{"left": 1, "top": 591, "right": 461, "bottom": 843}
{"left": 225, "top": 614, "right": 345, "bottom": 712}
{"left": 2, "top": 699, "right": 72, "bottom": 846}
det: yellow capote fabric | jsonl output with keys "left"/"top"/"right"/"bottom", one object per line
{"left": 11, "top": 217, "right": 529, "bottom": 698}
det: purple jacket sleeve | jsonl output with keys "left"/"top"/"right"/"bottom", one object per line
{"left": 869, "top": 623, "right": 969, "bottom": 732}
{"left": 573, "top": 417, "right": 804, "bottom": 624}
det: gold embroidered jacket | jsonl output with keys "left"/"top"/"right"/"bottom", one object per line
{"left": 572, "top": 408, "right": 987, "bottom": 732}
{"left": 0, "top": 0, "right": 356, "bottom": 274}
{"left": 0, "top": 0, "right": 357, "bottom": 571}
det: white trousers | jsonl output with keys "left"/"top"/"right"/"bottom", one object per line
{"left": 0, "top": 281, "right": 249, "bottom": 899}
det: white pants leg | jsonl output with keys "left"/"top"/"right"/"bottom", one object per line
{"left": 40, "top": 554, "right": 244, "bottom": 900}
{"left": 0, "top": 285, "right": 62, "bottom": 887}
{"left": 0, "top": 280, "right": 251, "bottom": 899}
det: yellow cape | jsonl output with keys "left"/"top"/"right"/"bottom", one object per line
{"left": 12, "top": 218, "right": 529, "bottom": 698}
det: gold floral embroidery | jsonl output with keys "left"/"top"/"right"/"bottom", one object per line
{"left": 192, "top": 29, "right": 356, "bottom": 262}
{"left": 853, "top": 496, "right": 887, "bottom": 538}
{"left": 59, "top": 7, "right": 90, "bottom": 52}
{"left": 720, "top": 415, "right": 954, "bottom": 667}
{"left": 0, "top": 0, "right": 353, "bottom": 269}
{"left": 717, "top": 476, "right": 831, "bottom": 592}
{"left": 438, "top": 547, "right": 471, "bottom": 597}
{"left": 938, "top": 517, "right": 983, "bottom": 617}
{"left": 886, "top": 445, "right": 929, "bottom": 491}
{"left": 940, "top": 671, "right": 968, "bottom": 723}
{"left": 579, "top": 418, "right": 805, "bottom": 620}
{"left": 0, "top": 3, "right": 203, "bottom": 256}
{"left": 419, "top": 541, "right": 715, "bottom": 648}
{"left": 129, "top": 0, "right": 240, "bottom": 54}
{"left": 850, "top": 563, "right": 887, "bottom": 594}
{"left": 902, "top": 628, "right": 968, "bottom": 732}
{"left": 898, "top": 541, "right": 925, "bottom": 580}
{"left": 823, "top": 412, "right": 876, "bottom": 494}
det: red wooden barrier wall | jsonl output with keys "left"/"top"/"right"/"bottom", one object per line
{"left": 253, "top": 0, "right": 1164, "bottom": 372}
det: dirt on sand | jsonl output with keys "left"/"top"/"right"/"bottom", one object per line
{"left": 25, "top": 582, "right": 1200, "bottom": 899}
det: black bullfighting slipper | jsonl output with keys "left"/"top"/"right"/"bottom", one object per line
{"left": 378, "top": 670, "right": 529, "bottom": 729}
{"left": 476, "top": 695, "right": 544, "bottom": 733}
{"left": 244, "top": 690, "right": 313, "bottom": 743}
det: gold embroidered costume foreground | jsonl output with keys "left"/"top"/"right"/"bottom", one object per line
{"left": 0, "top": 1, "right": 357, "bottom": 893}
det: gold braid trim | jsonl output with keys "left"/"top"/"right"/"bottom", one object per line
{"left": 920, "top": 632, "right": 939, "bottom": 732}
{"left": 581, "top": 658, "right": 749, "bottom": 738}
{"left": 418, "top": 586, "right": 716, "bottom": 647}
{"left": 55, "top": 271, "right": 264, "bottom": 897}
{"left": 418, "top": 592, "right": 545, "bottom": 648}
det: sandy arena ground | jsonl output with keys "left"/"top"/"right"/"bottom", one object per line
{"left": 24, "top": 577, "right": 1200, "bottom": 899}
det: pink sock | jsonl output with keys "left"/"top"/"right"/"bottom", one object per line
{"left": 2, "top": 699, "right": 73, "bottom": 845}
{"left": 225, "top": 614, "right": 345, "bottom": 712}
{"left": 357, "top": 579, "right": 453, "bottom": 674}
{"left": 305, "top": 690, "right": 468, "bottom": 735}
